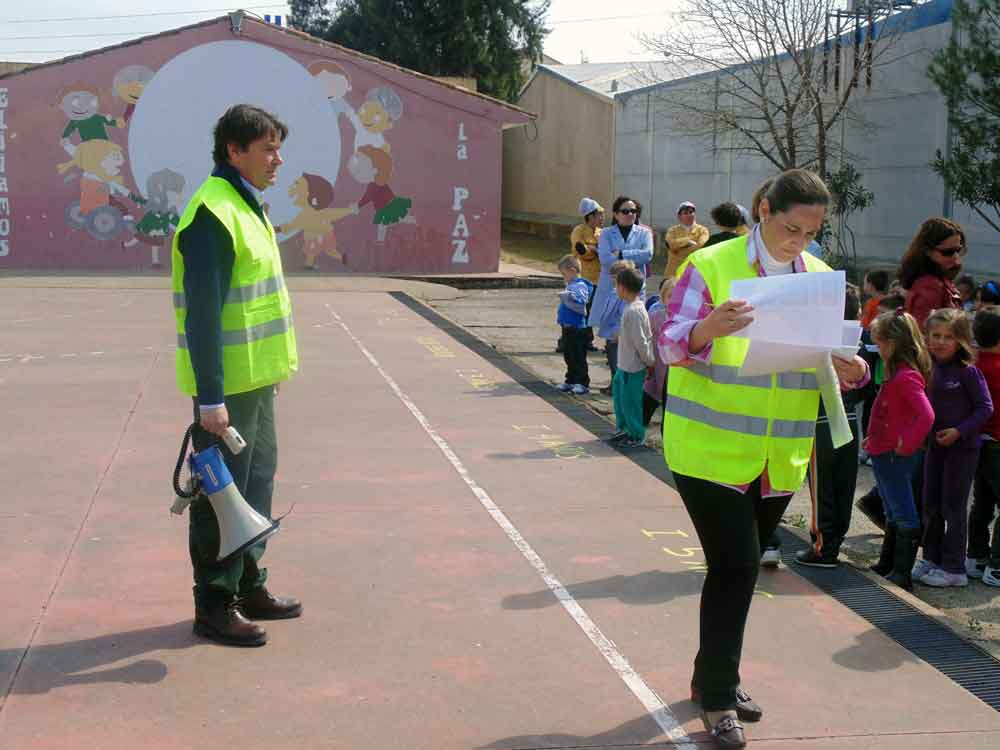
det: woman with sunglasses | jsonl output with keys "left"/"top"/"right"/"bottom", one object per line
{"left": 900, "top": 218, "right": 966, "bottom": 330}
{"left": 592, "top": 196, "right": 654, "bottom": 391}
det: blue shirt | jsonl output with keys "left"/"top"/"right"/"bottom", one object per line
{"left": 557, "top": 277, "right": 593, "bottom": 328}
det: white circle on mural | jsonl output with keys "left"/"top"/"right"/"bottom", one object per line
{"left": 128, "top": 40, "right": 341, "bottom": 226}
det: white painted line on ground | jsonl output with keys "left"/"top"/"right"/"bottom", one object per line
{"left": 326, "top": 304, "right": 692, "bottom": 746}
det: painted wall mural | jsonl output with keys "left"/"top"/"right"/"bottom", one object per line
{"left": 0, "top": 19, "right": 527, "bottom": 272}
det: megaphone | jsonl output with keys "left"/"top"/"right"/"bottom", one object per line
{"left": 171, "top": 426, "right": 280, "bottom": 562}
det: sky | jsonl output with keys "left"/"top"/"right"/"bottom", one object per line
{"left": 2, "top": 1, "right": 676, "bottom": 65}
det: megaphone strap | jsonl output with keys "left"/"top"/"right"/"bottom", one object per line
{"left": 173, "top": 422, "right": 201, "bottom": 499}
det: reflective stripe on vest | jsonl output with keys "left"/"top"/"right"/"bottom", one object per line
{"left": 666, "top": 395, "right": 816, "bottom": 439}
{"left": 172, "top": 274, "right": 287, "bottom": 310}
{"left": 686, "top": 361, "right": 819, "bottom": 391}
{"left": 177, "top": 314, "right": 293, "bottom": 349}
{"left": 662, "top": 234, "right": 831, "bottom": 491}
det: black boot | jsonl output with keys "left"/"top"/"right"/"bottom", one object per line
{"left": 855, "top": 488, "right": 886, "bottom": 531}
{"left": 870, "top": 523, "right": 896, "bottom": 576}
{"left": 886, "top": 527, "right": 920, "bottom": 592}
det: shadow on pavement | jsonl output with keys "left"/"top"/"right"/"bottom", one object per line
{"left": 2, "top": 620, "right": 196, "bottom": 696}
{"left": 479, "top": 713, "right": 693, "bottom": 749}
{"left": 503, "top": 570, "right": 707, "bottom": 609}
{"left": 832, "top": 627, "right": 923, "bottom": 672}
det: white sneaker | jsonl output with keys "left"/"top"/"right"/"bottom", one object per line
{"left": 761, "top": 548, "right": 781, "bottom": 568}
{"left": 982, "top": 566, "right": 1000, "bottom": 587}
{"left": 555, "top": 382, "right": 573, "bottom": 392}
{"left": 571, "top": 384, "right": 590, "bottom": 395}
{"left": 966, "top": 557, "right": 987, "bottom": 579}
{"left": 919, "top": 568, "right": 968, "bottom": 587}
{"left": 912, "top": 558, "right": 937, "bottom": 579}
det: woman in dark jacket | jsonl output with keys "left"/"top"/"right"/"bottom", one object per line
{"left": 900, "top": 218, "right": 965, "bottom": 330}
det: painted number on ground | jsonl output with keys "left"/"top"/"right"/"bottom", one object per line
{"left": 456, "top": 368, "right": 497, "bottom": 391}
{"left": 512, "top": 423, "right": 592, "bottom": 460}
{"left": 416, "top": 336, "right": 456, "bottom": 358}
{"left": 646, "top": 529, "right": 773, "bottom": 599}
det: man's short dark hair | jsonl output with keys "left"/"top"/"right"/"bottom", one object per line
{"left": 974, "top": 306, "right": 1000, "bottom": 349}
{"left": 213, "top": 104, "right": 288, "bottom": 166}
{"left": 865, "top": 269, "right": 889, "bottom": 293}
{"left": 616, "top": 266, "right": 644, "bottom": 294}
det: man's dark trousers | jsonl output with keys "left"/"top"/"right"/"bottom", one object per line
{"left": 807, "top": 413, "right": 860, "bottom": 557}
{"left": 189, "top": 385, "right": 277, "bottom": 611}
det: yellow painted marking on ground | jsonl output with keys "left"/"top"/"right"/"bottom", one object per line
{"left": 511, "top": 425, "right": 592, "bottom": 460}
{"left": 641, "top": 529, "right": 689, "bottom": 539}
{"left": 456, "top": 368, "right": 497, "bottom": 391}
{"left": 663, "top": 546, "right": 703, "bottom": 558}
{"left": 416, "top": 336, "right": 456, "bottom": 358}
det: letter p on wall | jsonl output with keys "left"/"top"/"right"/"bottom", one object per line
{"left": 452, "top": 187, "right": 469, "bottom": 211}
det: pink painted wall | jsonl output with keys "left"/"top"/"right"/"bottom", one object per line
{"left": 0, "top": 17, "right": 529, "bottom": 273}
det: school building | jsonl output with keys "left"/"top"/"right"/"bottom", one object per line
{"left": 504, "top": 0, "right": 996, "bottom": 277}
{"left": 0, "top": 11, "right": 531, "bottom": 273}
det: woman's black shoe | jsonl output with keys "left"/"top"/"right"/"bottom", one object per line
{"left": 702, "top": 711, "right": 746, "bottom": 748}
{"left": 691, "top": 687, "right": 762, "bottom": 722}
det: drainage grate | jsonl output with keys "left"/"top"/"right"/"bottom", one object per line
{"left": 393, "top": 291, "right": 1000, "bottom": 713}
{"left": 777, "top": 531, "right": 1000, "bottom": 711}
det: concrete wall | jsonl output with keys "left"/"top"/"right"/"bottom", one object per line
{"left": 612, "top": 0, "right": 999, "bottom": 278}
{"left": 0, "top": 19, "right": 527, "bottom": 273}
{"left": 503, "top": 71, "right": 614, "bottom": 228}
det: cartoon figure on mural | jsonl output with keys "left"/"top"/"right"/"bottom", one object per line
{"left": 308, "top": 60, "right": 352, "bottom": 106}
{"left": 112, "top": 65, "right": 155, "bottom": 125}
{"left": 122, "top": 168, "right": 185, "bottom": 268}
{"left": 308, "top": 59, "right": 416, "bottom": 246}
{"left": 353, "top": 87, "right": 402, "bottom": 152}
{"left": 275, "top": 173, "right": 358, "bottom": 269}
{"left": 57, "top": 83, "right": 124, "bottom": 146}
{"left": 57, "top": 139, "right": 135, "bottom": 241}
{"left": 348, "top": 145, "right": 416, "bottom": 244}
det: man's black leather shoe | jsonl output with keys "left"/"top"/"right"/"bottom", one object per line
{"left": 194, "top": 602, "right": 268, "bottom": 646}
{"left": 240, "top": 588, "right": 303, "bottom": 620}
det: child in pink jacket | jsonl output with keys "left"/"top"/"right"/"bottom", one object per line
{"left": 864, "top": 309, "right": 935, "bottom": 590}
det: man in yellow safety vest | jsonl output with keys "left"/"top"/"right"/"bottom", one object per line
{"left": 172, "top": 104, "right": 300, "bottom": 647}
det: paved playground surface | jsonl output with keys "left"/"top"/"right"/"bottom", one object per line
{"left": 3, "top": 277, "right": 1000, "bottom": 749}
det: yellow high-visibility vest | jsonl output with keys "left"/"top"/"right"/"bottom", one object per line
{"left": 664, "top": 235, "right": 830, "bottom": 491}
{"left": 171, "top": 176, "right": 297, "bottom": 397}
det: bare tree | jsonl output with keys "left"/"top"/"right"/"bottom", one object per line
{"left": 638, "top": 0, "right": 910, "bottom": 178}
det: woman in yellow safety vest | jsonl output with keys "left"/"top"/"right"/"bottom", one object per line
{"left": 659, "top": 169, "right": 869, "bottom": 748}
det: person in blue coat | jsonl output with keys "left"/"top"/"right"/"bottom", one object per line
{"left": 591, "top": 196, "right": 654, "bottom": 394}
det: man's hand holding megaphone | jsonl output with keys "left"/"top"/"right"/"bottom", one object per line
{"left": 200, "top": 404, "right": 230, "bottom": 437}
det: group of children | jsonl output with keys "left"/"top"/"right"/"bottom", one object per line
{"left": 556, "top": 248, "right": 1000, "bottom": 592}
{"left": 863, "top": 300, "right": 1000, "bottom": 590}
{"left": 556, "top": 254, "right": 674, "bottom": 448}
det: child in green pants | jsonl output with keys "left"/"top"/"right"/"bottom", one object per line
{"left": 609, "top": 266, "right": 655, "bottom": 448}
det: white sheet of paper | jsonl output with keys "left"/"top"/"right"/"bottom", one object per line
{"left": 732, "top": 271, "right": 847, "bottom": 349}
{"left": 728, "top": 272, "right": 860, "bottom": 448}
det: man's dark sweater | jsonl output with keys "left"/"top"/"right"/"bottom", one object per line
{"left": 178, "top": 163, "right": 268, "bottom": 407}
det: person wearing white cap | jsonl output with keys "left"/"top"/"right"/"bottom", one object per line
{"left": 571, "top": 197, "right": 605, "bottom": 285}
{"left": 665, "top": 201, "right": 710, "bottom": 278}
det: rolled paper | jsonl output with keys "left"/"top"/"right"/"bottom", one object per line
{"left": 818, "top": 352, "right": 852, "bottom": 448}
